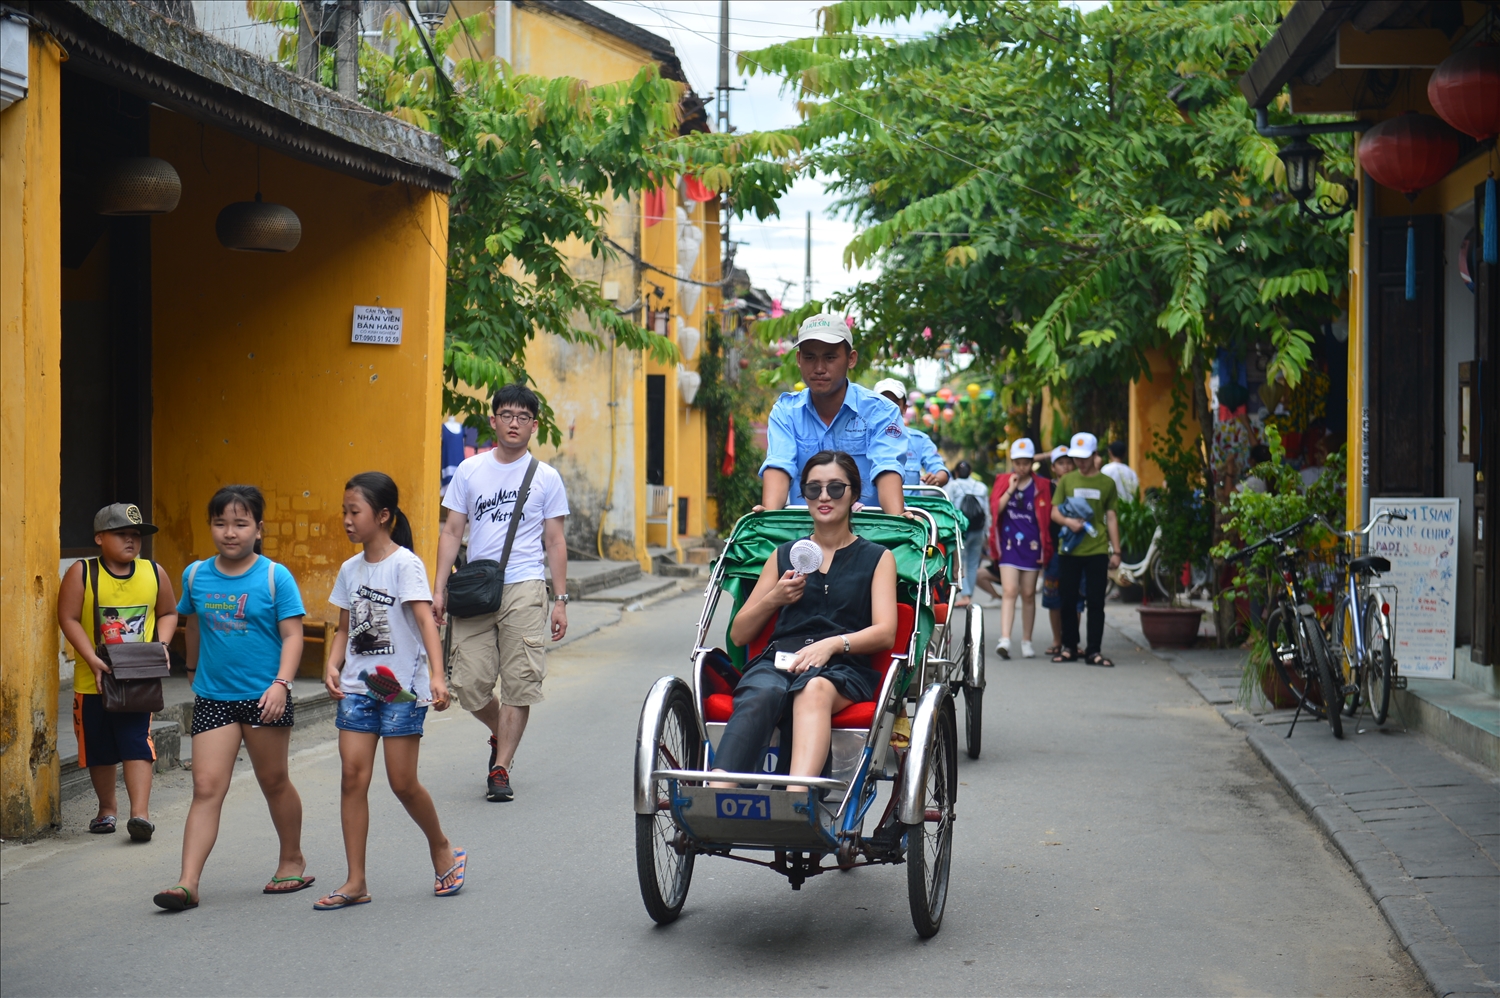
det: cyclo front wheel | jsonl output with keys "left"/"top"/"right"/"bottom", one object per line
{"left": 907, "top": 703, "right": 956, "bottom": 938}
{"left": 635, "top": 685, "right": 699, "bottom": 924}
{"left": 963, "top": 610, "right": 983, "bottom": 759}
{"left": 1267, "top": 606, "right": 1326, "bottom": 719}
{"left": 1301, "top": 611, "right": 1343, "bottom": 739}
{"left": 1330, "top": 596, "right": 1361, "bottom": 717}
{"left": 1363, "top": 596, "right": 1394, "bottom": 725}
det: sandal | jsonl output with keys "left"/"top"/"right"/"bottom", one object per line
{"left": 1044, "top": 645, "right": 1062, "bottom": 658}
{"left": 1051, "top": 649, "right": 1081, "bottom": 663}
{"left": 1085, "top": 653, "right": 1115, "bottom": 668}
{"left": 153, "top": 885, "right": 197, "bottom": 911}
{"left": 435, "top": 848, "right": 467, "bottom": 897}
{"left": 263, "top": 875, "right": 316, "bottom": 895}
{"left": 89, "top": 815, "right": 117, "bottom": 834}
{"left": 313, "top": 891, "right": 372, "bottom": 911}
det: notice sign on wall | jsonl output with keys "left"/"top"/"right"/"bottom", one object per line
{"left": 352, "top": 305, "right": 403, "bottom": 345}
{"left": 1367, "top": 498, "right": 1460, "bottom": 679}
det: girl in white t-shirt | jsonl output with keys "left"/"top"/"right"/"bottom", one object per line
{"left": 314, "top": 472, "right": 465, "bottom": 909}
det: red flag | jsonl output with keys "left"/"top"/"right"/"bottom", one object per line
{"left": 721, "top": 414, "right": 736, "bottom": 477}
{"left": 683, "top": 175, "right": 715, "bottom": 202}
{"left": 644, "top": 184, "right": 666, "bottom": 227}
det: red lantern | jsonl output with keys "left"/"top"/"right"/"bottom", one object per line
{"left": 1427, "top": 45, "right": 1500, "bottom": 141}
{"left": 1357, "top": 113, "right": 1461, "bottom": 197}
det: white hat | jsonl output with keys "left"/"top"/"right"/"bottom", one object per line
{"left": 1009, "top": 438, "right": 1036, "bottom": 460}
{"left": 872, "top": 377, "right": 907, "bottom": 400}
{"left": 1049, "top": 445, "right": 1070, "bottom": 463}
{"left": 795, "top": 312, "right": 854, "bottom": 348}
{"left": 1066, "top": 431, "right": 1098, "bottom": 459}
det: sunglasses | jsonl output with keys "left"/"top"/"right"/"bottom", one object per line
{"left": 802, "top": 481, "right": 851, "bottom": 500}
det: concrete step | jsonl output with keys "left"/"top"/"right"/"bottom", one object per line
{"left": 553, "top": 559, "right": 641, "bottom": 598}
{"left": 1393, "top": 678, "right": 1499, "bottom": 771}
{"left": 683, "top": 546, "right": 716, "bottom": 565}
{"left": 580, "top": 576, "right": 680, "bottom": 604}
{"left": 658, "top": 561, "right": 708, "bottom": 579}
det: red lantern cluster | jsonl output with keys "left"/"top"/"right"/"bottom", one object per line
{"left": 1427, "top": 45, "right": 1500, "bottom": 141}
{"left": 1358, "top": 112, "right": 1461, "bottom": 197}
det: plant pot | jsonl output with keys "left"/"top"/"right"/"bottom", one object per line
{"left": 1257, "top": 662, "right": 1302, "bottom": 709}
{"left": 1137, "top": 606, "right": 1205, "bottom": 649}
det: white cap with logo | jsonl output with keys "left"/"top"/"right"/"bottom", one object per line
{"left": 1049, "top": 445, "right": 1070, "bottom": 463}
{"left": 1066, "top": 431, "right": 1098, "bottom": 459}
{"left": 1009, "top": 438, "right": 1036, "bottom": 460}
{"left": 872, "top": 377, "right": 907, "bottom": 400}
{"left": 795, "top": 312, "right": 854, "bottom": 348}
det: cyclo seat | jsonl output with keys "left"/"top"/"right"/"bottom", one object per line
{"left": 703, "top": 602, "right": 916, "bottom": 730}
{"left": 1350, "top": 555, "right": 1391, "bottom": 576}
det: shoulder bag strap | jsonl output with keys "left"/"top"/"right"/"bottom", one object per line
{"left": 266, "top": 556, "right": 277, "bottom": 601}
{"left": 496, "top": 457, "right": 540, "bottom": 582}
{"left": 88, "top": 558, "right": 103, "bottom": 647}
{"left": 148, "top": 559, "right": 161, "bottom": 641}
{"left": 187, "top": 559, "right": 202, "bottom": 595}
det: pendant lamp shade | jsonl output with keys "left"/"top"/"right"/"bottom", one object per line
{"left": 677, "top": 322, "right": 701, "bottom": 361}
{"left": 677, "top": 365, "right": 702, "bottom": 406}
{"left": 1357, "top": 112, "right": 1461, "bottom": 197}
{"left": 216, "top": 194, "right": 301, "bottom": 253}
{"left": 1427, "top": 45, "right": 1500, "bottom": 141}
{"left": 96, "top": 157, "right": 182, "bottom": 215}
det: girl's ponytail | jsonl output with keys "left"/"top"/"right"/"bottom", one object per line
{"left": 345, "top": 471, "right": 413, "bottom": 550}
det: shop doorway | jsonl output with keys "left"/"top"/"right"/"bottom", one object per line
{"left": 59, "top": 72, "right": 153, "bottom": 555}
{"left": 646, "top": 373, "right": 665, "bottom": 486}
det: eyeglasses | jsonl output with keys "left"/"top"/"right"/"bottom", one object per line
{"left": 802, "top": 481, "right": 850, "bottom": 500}
{"left": 494, "top": 411, "right": 535, "bottom": 425}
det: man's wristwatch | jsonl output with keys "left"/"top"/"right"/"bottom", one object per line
{"left": 554, "top": 594, "right": 570, "bottom": 604}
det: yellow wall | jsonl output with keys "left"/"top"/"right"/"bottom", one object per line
{"left": 1, "top": 34, "right": 64, "bottom": 838}
{"left": 1128, "top": 347, "right": 1202, "bottom": 493}
{"left": 148, "top": 108, "right": 447, "bottom": 621}
{"left": 511, "top": 6, "right": 653, "bottom": 82}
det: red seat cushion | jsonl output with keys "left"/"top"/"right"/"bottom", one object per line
{"left": 704, "top": 692, "right": 734, "bottom": 722}
{"left": 831, "top": 701, "right": 877, "bottom": 728}
{"left": 933, "top": 602, "right": 949, "bottom": 625}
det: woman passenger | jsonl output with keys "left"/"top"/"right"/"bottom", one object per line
{"left": 711, "top": 451, "right": 897, "bottom": 790}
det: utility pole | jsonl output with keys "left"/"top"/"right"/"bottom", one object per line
{"left": 717, "top": 1, "right": 731, "bottom": 274}
{"left": 295, "top": 1, "right": 320, "bottom": 78}
{"left": 335, "top": 0, "right": 361, "bottom": 99}
{"left": 804, "top": 210, "right": 813, "bottom": 306}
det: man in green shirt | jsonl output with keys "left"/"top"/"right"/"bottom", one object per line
{"left": 1051, "top": 432, "right": 1122, "bottom": 666}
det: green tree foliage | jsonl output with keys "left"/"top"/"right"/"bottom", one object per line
{"left": 741, "top": 0, "right": 1350, "bottom": 476}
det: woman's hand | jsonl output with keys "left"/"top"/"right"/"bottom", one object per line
{"left": 789, "top": 637, "right": 838, "bottom": 673}
{"left": 429, "top": 673, "right": 451, "bottom": 712}
{"left": 324, "top": 663, "right": 344, "bottom": 700}
{"left": 765, "top": 570, "right": 807, "bottom": 608}
{"left": 258, "top": 682, "right": 289, "bottom": 723}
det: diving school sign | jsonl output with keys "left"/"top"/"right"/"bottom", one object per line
{"left": 1367, "top": 498, "right": 1459, "bottom": 679}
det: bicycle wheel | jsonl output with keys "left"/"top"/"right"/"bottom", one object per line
{"left": 964, "top": 685, "right": 982, "bottom": 760}
{"left": 1330, "top": 596, "right": 1361, "bottom": 717}
{"left": 1150, "top": 557, "right": 1178, "bottom": 601}
{"left": 907, "top": 704, "right": 956, "bottom": 939}
{"left": 1266, "top": 606, "right": 1326, "bottom": 718}
{"left": 1363, "top": 596, "right": 1394, "bottom": 725}
{"left": 635, "top": 686, "right": 699, "bottom": 924}
{"left": 1301, "top": 613, "right": 1343, "bottom": 738}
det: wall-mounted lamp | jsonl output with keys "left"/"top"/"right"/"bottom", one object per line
{"left": 1255, "top": 107, "right": 1370, "bottom": 224}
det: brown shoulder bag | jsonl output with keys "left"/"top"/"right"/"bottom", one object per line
{"left": 90, "top": 559, "right": 170, "bottom": 714}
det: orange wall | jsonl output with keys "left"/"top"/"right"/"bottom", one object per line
{"left": 149, "top": 109, "right": 448, "bottom": 620}
{"left": 1128, "top": 347, "right": 1202, "bottom": 492}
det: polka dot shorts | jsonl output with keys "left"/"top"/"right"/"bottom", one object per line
{"left": 190, "top": 695, "right": 295, "bottom": 736}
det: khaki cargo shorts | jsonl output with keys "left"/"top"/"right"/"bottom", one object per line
{"left": 448, "top": 578, "right": 549, "bottom": 710}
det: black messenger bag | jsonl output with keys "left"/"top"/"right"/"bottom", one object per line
{"left": 445, "top": 457, "right": 538, "bottom": 618}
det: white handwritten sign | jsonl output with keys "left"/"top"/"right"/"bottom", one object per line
{"left": 1367, "top": 498, "right": 1459, "bottom": 679}
{"left": 352, "top": 305, "right": 403, "bottom": 345}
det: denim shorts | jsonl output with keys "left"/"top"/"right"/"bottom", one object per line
{"left": 335, "top": 695, "right": 427, "bottom": 737}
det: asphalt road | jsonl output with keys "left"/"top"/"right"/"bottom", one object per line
{"left": 1, "top": 592, "right": 1427, "bottom": 997}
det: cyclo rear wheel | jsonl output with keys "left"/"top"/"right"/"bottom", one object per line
{"left": 907, "top": 703, "right": 956, "bottom": 938}
{"left": 1301, "top": 612, "right": 1343, "bottom": 739}
{"left": 1363, "top": 596, "right": 1394, "bottom": 725}
{"left": 1267, "top": 606, "right": 1326, "bottom": 719}
{"left": 963, "top": 609, "right": 983, "bottom": 759}
{"left": 635, "top": 686, "right": 699, "bottom": 924}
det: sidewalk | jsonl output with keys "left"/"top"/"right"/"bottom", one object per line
{"left": 1105, "top": 602, "right": 1499, "bottom": 998}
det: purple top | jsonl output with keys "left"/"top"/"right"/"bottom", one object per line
{"left": 999, "top": 479, "right": 1043, "bottom": 569}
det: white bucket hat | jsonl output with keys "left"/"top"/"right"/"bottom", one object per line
{"left": 1009, "top": 438, "right": 1036, "bottom": 460}
{"left": 1066, "top": 431, "right": 1098, "bottom": 459}
{"left": 795, "top": 312, "right": 854, "bottom": 348}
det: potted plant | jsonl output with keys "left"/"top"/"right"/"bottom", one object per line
{"left": 1137, "top": 393, "right": 1212, "bottom": 647}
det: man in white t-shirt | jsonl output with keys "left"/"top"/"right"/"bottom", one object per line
{"left": 1101, "top": 440, "right": 1139, "bottom": 502}
{"left": 435, "top": 384, "right": 570, "bottom": 803}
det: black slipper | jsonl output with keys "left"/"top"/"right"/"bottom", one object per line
{"left": 1051, "top": 649, "right": 1080, "bottom": 663}
{"left": 1085, "top": 654, "right": 1114, "bottom": 668}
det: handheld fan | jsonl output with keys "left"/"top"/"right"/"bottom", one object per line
{"left": 789, "top": 539, "right": 823, "bottom": 576}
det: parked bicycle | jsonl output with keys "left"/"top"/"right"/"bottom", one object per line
{"left": 1225, "top": 515, "right": 1345, "bottom": 739}
{"left": 1109, "top": 525, "right": 1210, "bottom": 602}
{"left": 1325, "top": 509, "right": 1406, "bottom": 725}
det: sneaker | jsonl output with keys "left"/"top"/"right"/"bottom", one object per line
{"left": 1021, "top": 640, "right": 1035, "bottom": 659}
{"left": 487, "top": 735, "right": 498, "bottom": 771}
{"left": 997, "top": 637, "right": 1011, "bottom": 659}
{"left": 486, "top": 765, "right": 513, "bottom": 802}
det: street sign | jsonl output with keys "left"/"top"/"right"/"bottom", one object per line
{"left": 1368, "top": 497, "right": 1460, "bottom": 679}
{"left": 352, "top": 305, "right": 403, "bottom": 345}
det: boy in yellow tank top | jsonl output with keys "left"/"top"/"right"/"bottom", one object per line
{"left": 56, "top": 504, "right": 179, "bottom": 841}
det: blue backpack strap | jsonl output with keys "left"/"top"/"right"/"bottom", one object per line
{"left": 266, "top": 556, "right": 276, "bottom": 602}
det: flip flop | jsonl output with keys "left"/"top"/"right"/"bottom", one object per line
{"left": 435, "top": 848, "right": 466, "bottom": 897}
{"left": 153, "top": 885, "right": 197, "bottom": 911}
{"left": 89, "top": 815, "right": 117, "bottom": 834}
{"left": 312, "top": 892, "right": 372, "bottom": 911}
{"left": 1085, "top": 654, "right": 1115, "bottom": 668}
{"left": 1051, "top": 649, "right": 1081, "bottom": 663}
{"left": 263, "top": 875, "right": 316, "bottom": 895}
{"left": 126, "top": 817, "right": 155, "bottom": 842}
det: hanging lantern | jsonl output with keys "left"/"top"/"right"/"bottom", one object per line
{"left": 1357, "top": 113, "right": 1461, "bottom": 198}
{"left": 216, "top": 194, "right": 301, "bottom": 253}
{"left": 1427, "top": 45, "right": 1500, "bottom": 142}
{"left": 922, "top": 412, "right": 935, "bottom": 427}
{"left": 676, "top": 322, "right": 700, "bottom": 361}
{"left": 904, "top": 406, "right": 918, "bottom": 423}
{"left": 942, "top": 408, "right": 955, "bottom": 423}
{"left": 96, "top": 157, "right": 181, "bottom": 215}
{"left": 677, "top": 365, "right": 702, "bottom": 406}
{"left": 413, "top": 0, "right": 451, "bottom": 30}
{"left": 921, "top": 326, "right": 932, "bottom": 340}
{"left": 966, "top": 383, "right": 981, "bottom": 401}
{"left": 909, "top": 391, "right": 925, "bottom": 403}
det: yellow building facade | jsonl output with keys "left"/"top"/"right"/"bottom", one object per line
{"left": 0, "top": 1, "right": 454, "bottom": 837}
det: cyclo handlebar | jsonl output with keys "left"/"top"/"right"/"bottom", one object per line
{"left": 1225, "top": 509, "right": 1410, "bottom": 564}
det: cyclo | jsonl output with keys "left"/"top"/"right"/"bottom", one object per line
{"left": 633, "top": 507, "right": 958, "bottom": 938}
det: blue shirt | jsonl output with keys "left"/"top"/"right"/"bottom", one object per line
{"left": 900, "top": 425, "right": 948, "bottom": 484}
{"left": 177, "top": 555, "right": 305, "bottom": 701}
{"left": 759, "top": 380, "right": 906, "bottom": 506}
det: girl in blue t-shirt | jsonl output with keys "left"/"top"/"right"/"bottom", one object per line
{"left": 153, "top": 485, "right": 314, "bottom": 911}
